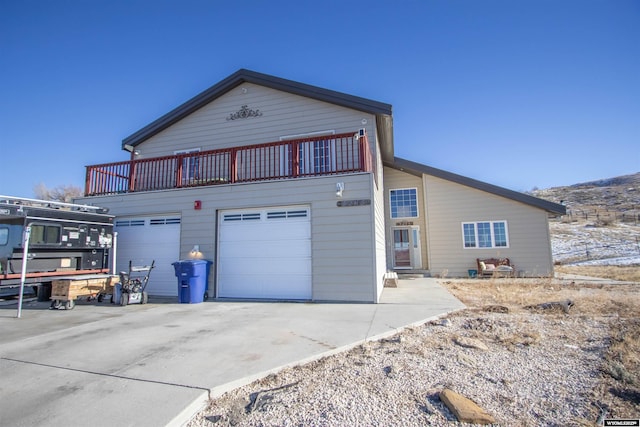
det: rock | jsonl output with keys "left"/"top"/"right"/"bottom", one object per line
{"left": 384, "top": 364, "right": 400, "bottom": 378}
{"left": 439, "top": 388, "right": 496, "bottom": 424}
{"left": 483, "top": 305, "right": 509, "bottom": 313}
{"left": 525, "top": 299, "right": 574, "bottom": 314}
{"left": 456, "top": 353, "right": 477, "bottom": 368}
{"left": 440, "top": 318, "right": 453, "bottom": 327}
{"left": 453, "top": 336, "right": 489, "bottom": 351}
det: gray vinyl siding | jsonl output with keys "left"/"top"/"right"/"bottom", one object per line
{"left": 79, "top": 173, "right": 377, "bottom": 302}
{"left": 423, "top": 174, "right": 555, "bottom": 277}
{"left": 133, "top": 83, "right": 378, "bottom": 160}
{"left": 382, "top": 167, "right": 429, "bottom": 270}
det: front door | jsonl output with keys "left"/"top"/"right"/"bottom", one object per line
{"left": 393, "top": 226, "right": 422, "bottom": 269}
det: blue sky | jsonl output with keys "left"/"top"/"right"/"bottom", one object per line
{"left": 1, "top": 0, "right": 638, "bottom": 198}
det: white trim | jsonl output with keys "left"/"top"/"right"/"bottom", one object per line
{"left": 173, "top": 148, "right": 201, "bottom": 155}
{"left": 461, "top": 220, "right": 510, "bottom": 249}
{"left": 279, "top": 130, "right": 336, "bottom": 141}
{"left": 389, "top": 187, "right": 419, "bottom": 219}
{"left": 391, "top": 225, "right": 422, "bottom": 269}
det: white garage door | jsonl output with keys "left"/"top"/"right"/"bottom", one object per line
{"left": 114, "top": 216, "right": 181, "bottom": 296}
{"left": 218, "top": 206, "right": 311, "bottom": 300}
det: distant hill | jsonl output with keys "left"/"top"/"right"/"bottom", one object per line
{"left": 532, "top": 172, "right": 640, "bottom": 265}
{"left": 533, "top": 172, "right": 640, "bottom": 224}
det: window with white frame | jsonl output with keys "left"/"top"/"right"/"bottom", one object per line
{"left": 462, "top": 221, "right": 509, "bottom": 248}
{"left": 390, "top": 188, "right": 418, "bottom": 218}
{"left": 175, "top": 148, "right": 201, "bottom": 184}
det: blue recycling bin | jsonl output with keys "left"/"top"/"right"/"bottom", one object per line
{"left": 171, "top": 260, "right": 212, "bottom": 304}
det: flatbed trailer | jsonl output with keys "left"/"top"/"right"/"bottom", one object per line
{"left": 0, "top": 195, "right": 115, "bottom": 300}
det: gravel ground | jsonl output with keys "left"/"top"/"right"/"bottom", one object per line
{"left": 187, "top": 306, "right": 611, "bottom": 426}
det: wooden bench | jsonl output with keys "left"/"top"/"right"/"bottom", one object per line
{"left": 476, "top": 258, "right": 515, "bottom": 278}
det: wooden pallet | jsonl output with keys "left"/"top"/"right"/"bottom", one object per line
{"left": 51, "top": 275, "right": 118, "bottom": 302}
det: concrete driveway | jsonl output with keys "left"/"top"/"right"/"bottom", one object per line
{"left": 0, "top": 279, "right": 464, "bottom": 427}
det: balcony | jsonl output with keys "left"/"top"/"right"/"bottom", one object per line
{"left": 85, "top": 130, "right": 374, "bottom": 197}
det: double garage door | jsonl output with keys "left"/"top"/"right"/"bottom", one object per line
{"left": 218, "top": 206, "right": 312, "bottom": 300}
{"left": 114, "top": 206, "right": 311, "bottom": 300}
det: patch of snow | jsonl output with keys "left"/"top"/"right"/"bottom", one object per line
{"left": 568, "top": 255, "right": 640, "bottom": 266}
{"left": 551, "top": 221, "right": 640, "bottom": 265}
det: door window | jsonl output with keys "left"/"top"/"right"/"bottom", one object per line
{"left": 393, "top": 229, "right": 411, "bottom": 267}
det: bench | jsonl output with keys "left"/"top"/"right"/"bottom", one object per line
{"left": 383, "top": 271, "right": 399, "bottom": 287}
{"left": 476, "top": 258, "right": 515, "bottom": 278}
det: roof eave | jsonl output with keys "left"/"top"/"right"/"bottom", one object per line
{"left": 122, "top": 69, "right": 393, "bottom": 150}
{"left": 385, "top": 157, "right": 567, "bottom": 215}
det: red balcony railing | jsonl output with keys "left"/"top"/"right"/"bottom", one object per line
{"left": 85, "top": 130, "right": 374, "bottom": 196}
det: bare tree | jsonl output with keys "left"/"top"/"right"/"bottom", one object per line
{"left": 33, "top": 183, "right": 83, "bottom": 203}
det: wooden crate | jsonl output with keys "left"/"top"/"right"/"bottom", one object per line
{"left": 51, "top": 275, "right": 118, "bottom": 301}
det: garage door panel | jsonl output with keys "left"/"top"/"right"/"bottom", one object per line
{"left": 217, "top": 276, "right": 257, "bottom": 298}
{"left": 115, "top": 216, "right": 180, "bottom": 297}
{"left": 218, "top": 274, "right": 310, "bottom": 300}
{"left": 219, "top": 240, "right": 311, "bottom": 259}
{"left": 218, "top": 206, "right": 311, "bottom": 300}
{"left": 219, "top": 257, "right": 310, "bottom": 275}
{"left": 254, "top": 225, "right": 310, "bottom": 241}
{"left": 268, "top": 275, "right": 311, "bottom": 297}
{"left": 220, "top": 225, "right": 309, "bottom": 242}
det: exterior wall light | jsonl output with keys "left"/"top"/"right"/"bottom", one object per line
{"left": 189, "top": 245, "right": 203, "bottom": 259}
{"left": 336, "top": 182, "right": 344, "bottom": 197}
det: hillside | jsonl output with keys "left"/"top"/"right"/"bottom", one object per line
{"left": 532, "top": 172, "right": 640, "bottom": 266}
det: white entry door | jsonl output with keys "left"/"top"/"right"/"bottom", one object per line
{"left": 217, "top": 206, "right": 311, "bottom": 299}
{"left": 114, "top": 216, "right": 181, "bottom": 296}
{"left": 392, "top": 226, "right": 422, "bottom": 269}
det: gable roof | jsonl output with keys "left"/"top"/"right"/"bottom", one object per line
{"left": 122, "top": 69, "right": 395, "bottom": 161}
{"left": 386, "top": 157, "right": 566, "bottom": 215}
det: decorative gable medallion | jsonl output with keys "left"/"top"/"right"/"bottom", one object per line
{"left": 226, "top": 105, "right": 263, "bottom": 121}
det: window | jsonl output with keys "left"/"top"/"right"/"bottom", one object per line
{"left": 280, "top": 130, "right": 337, "bottom": 176}
{"left": 0, "top": 227, "right": 8, "bottom": 245}
{"left": 299, "top": 139, "right": 336, "bottom": 174}
{"left": 29, "top": 224, "right": 61, "bottom": 245}
{"left": 175, "top": 148, "right": 201, "bottom": 184}
{"left": 223, "top": 212, "right": 261, "bottom": 222}
{"left": 267, "top": 209, "right": 308, "bottom": 220}
{"left": 462, "top": 221, "right": 509, "bottom": 248}
{"left": 390, "top": 188, "right": 418, "bottom": 218}
{"left": 115, "top": 219, "right": 145, "bottom": 227}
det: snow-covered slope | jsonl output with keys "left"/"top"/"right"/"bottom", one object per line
{"left": 550, "top": 221, "right": 640, "bottom": 265}
{"left": 533, "top": 172, "right": 640, "bottom": 266}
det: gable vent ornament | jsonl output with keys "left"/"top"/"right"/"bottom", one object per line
{"left": 226, "top": 105, "right": 263, "bottom": 121}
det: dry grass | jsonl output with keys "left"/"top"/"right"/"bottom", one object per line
{"left": 555, "top": 264, "right": 640, "bottom": 282}
{"left": 443, "top": 277, "right": 639, "bottom": 317}
{"left": 441, "top": 276, "right": 640, "bottom": 420}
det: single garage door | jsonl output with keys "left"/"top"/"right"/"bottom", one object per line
{"left": 114, "top": 216, "right": 181, "bottom": 296}
{"left": 218, "top": 206, "right": 311, "bottom": 299}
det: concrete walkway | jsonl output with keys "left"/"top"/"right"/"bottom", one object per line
{"left": 0, "top": 279, "right": 464, "bottom": 427}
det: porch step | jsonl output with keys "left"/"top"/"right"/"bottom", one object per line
{"left": 396, "top": 270, "right": 431, "bottom": 280}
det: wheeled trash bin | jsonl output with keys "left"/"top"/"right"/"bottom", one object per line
{"left": 171, "top": 260, "right": 212, "bottom": 303}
